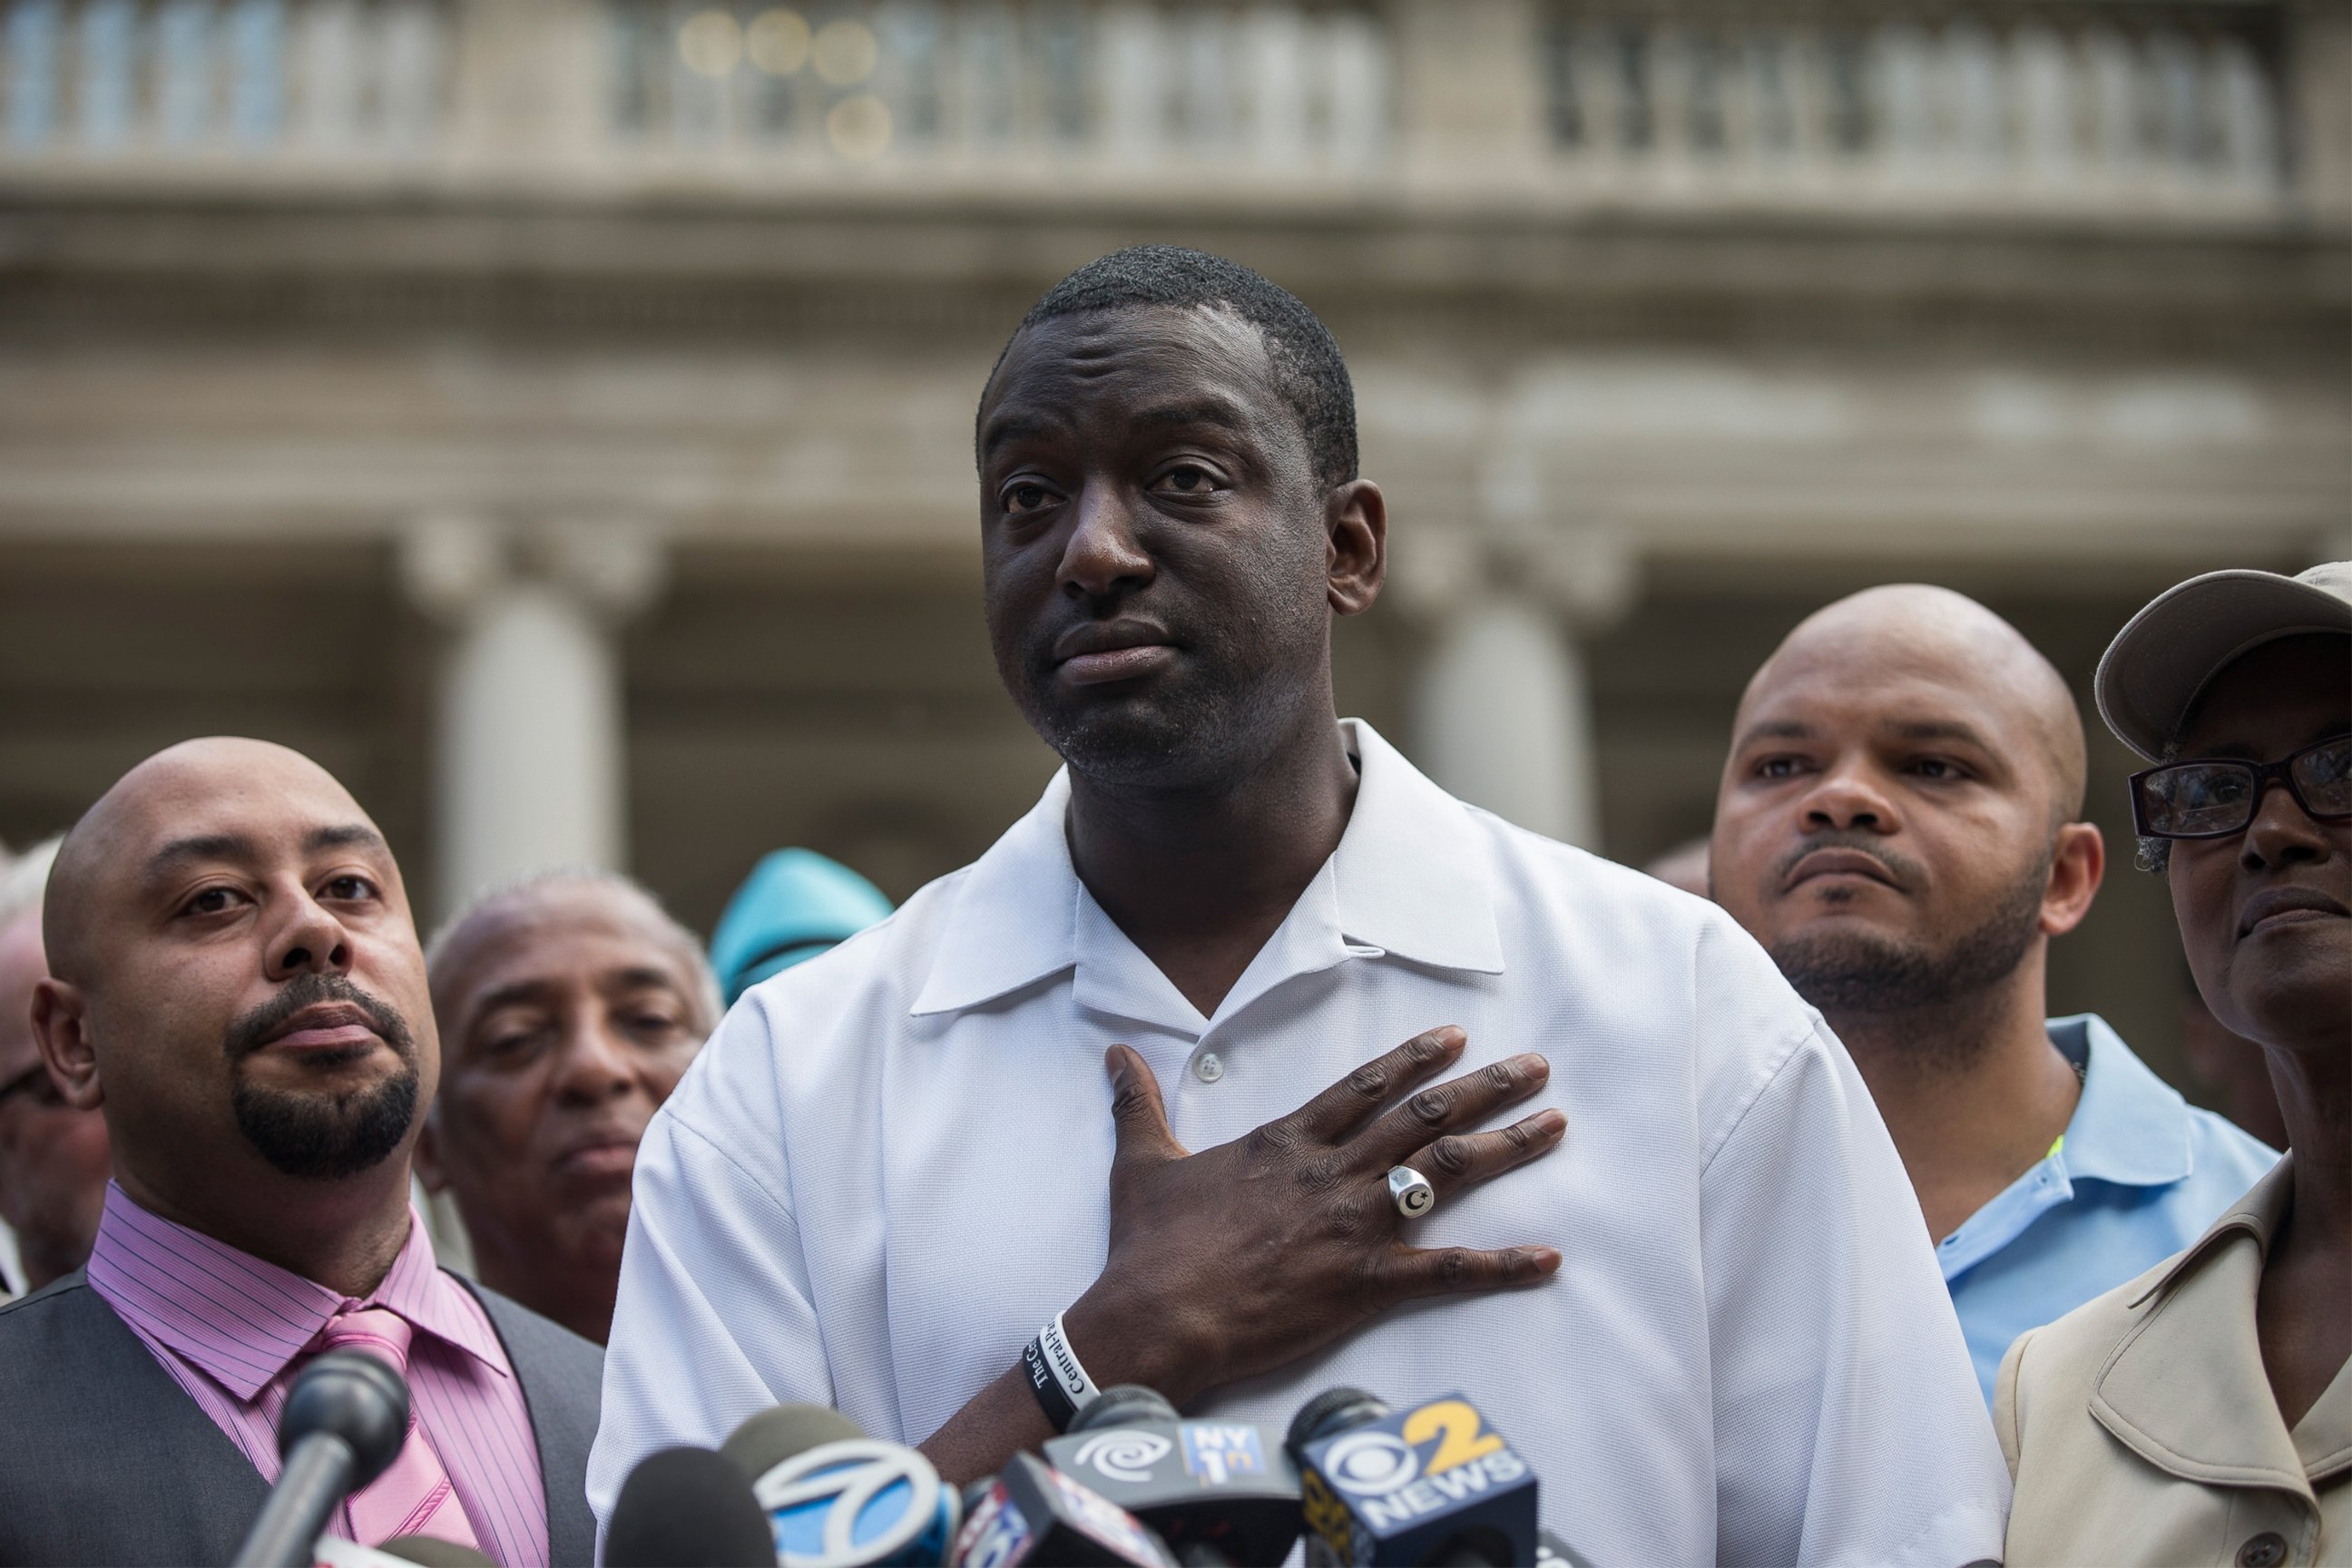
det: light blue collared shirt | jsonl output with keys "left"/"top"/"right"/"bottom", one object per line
{"left": 1939, "top": 1013, "right": 2280, "bottom": 1404}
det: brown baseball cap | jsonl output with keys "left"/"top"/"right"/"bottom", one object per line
{"left": 2095, "top": 560, "right": 2352, "bottom": 763}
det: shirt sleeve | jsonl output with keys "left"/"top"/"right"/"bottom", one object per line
{"left": 1700, "top": 1017, "right": 2013, "bottom": 1568}
{"left": 586, "top": 1007, "right": 834, "bottom": 1537}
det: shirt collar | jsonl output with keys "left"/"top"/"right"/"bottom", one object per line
{"left": 2098, "top": 1156, "right": 2350, "bottom": 1492}
{"left": 910, "top": 719, "right": 1504, "bottom": 1020}
{"left": 2130, "top": 1151, "right": 2291, "bottom": 1309}
{"left": 84, "top": 1181, "right": 507, "bottom": 1401}
{"left": 2047, "top": 1014, "right": 2196, "bottom": 1187}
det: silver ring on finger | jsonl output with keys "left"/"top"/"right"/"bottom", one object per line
{"left": 1387, "top": 1164, "right": 1436, "bottom": 1219}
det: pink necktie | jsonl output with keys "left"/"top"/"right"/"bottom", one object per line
{"left": 311, "top": 1306, "right": 484, "bottom": 1553}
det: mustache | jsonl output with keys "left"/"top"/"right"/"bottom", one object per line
{"left": 1771, "top": 832, "right": 1926, "bottom": 891}
{"left": 224, "top": 973, "right": 415, "bottom": 1063}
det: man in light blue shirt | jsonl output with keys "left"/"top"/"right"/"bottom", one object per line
{"left": 1937, "top": 1011, "right": 2276, "bottom": 1397}
{"left": 1709, "top": 585, "right": 2279, "bottom": 1402}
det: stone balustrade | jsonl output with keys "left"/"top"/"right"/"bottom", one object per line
{"left": 612, "top": 2, "right": 1389, "bottom": 172}
{"left": 1542, "top": 5, "right": 2288, "bottom": 212}
{"left": 0, "top": 0, "right": 2328, "bottom": 220}
{"left": 3, "top": 0, "right": 442, "bottom": 157}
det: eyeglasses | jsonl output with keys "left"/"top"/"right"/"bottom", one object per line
{"left": 2130, "top": 734, "right": 2352, "bottom": 840}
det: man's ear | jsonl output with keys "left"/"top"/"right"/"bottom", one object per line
{"left": 1325, "top": 478, "right": 1387, "bottom": 618}
{"left": 2040, "top": 821, "right": 2105, "bottom": 937}
{"left": 29, "top": 978, "right": 103, "bottom": 1112}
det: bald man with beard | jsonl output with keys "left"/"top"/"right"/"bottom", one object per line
{"left": 1710, "top": 586, "right": 2280, "bottom": 1404}
{"left": 0, "top": 740, "right": 599, "bottom": 1567}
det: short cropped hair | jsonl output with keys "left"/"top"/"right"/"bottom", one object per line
{"left": 985, "top": 245, "right": 1359, "bottom": 493}
{"left": 426, "top": 867, "right": 722, "bottom": 1027}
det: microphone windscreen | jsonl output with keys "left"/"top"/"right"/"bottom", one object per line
{"left": 1068, "top": 1385, "right": 1178, "bottom": 1434}
{"left": 606, "top": 1446, "right": 777, "bottom": 1568}
{"left": 721, "top": 1402, "right": 866, "bottom": 1481}
{"left": 1284, "top": 1386, "right": 1387, "bottom": 1457}
{"left": 377, "top": 1537, "right": 497, "bottom": 1568}
{"left": 282, "top": 1349, "right": 412, "bottom": 1489}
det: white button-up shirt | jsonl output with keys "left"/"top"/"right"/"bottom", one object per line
{"left": 593, "top": 721, "right": 2009, "bottom": 1566}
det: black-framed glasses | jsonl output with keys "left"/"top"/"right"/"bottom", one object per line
{"left": 2131, "top": 734, "right": 2352, "bottom": 839}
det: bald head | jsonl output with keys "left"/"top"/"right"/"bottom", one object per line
{"left": 29, "top": 737, "right": 435, "bottom": 1230}
{"left": 1739, "top": 585, "right": 2085, "bottom": 826}
{"left": 45, "top": 739, "right": 391, "bottom": 992}
{"left": 426, "top": 869, "right": 720, "bottom": 1028}
{"left": 1710, "top": 584, "right": 2106, "bottom": 1050}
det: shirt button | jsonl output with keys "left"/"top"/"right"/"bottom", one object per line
{"left": 2238, "top": 1532, "right": 2288, "bottom": 1568}
{"left": 1193, "top": 1052, "right": 1225, "bottom": 1083}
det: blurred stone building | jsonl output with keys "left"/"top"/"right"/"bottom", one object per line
{"left": 0, "top": 0, "right": 2344, "bottom": 1093}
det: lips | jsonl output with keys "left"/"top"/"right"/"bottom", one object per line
{"left": 1052, "top": 620, "right": 1177, "bottom": 687}
{"left": 1783, "top": 848, "right": 1904, "bottom": 895}
{"left": 554, "top": 1126, "right": 642, "bottom": 1181}
{"left": 2238, "top": 885, "right": 2350, "bottom": 938}
{"left": 261, "top": 1003, "right": 383, "bottom": 1053}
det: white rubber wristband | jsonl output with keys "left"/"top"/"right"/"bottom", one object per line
{"left": 1039, "top": 1311, "right": 1101, "bottom": 1410}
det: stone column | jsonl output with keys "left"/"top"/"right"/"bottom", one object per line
{"left": 1396, "top": 517, "right": 1638, "bottom": 851}
{"left": 400, "top": 517, "right": 665, "bottom": 921}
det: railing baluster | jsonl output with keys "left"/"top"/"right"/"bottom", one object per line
{"left": 156, "top": 0, "right": 215, "bottom": 145}
{"left": 228, "top": 0, "right": 285, "bottom": 145}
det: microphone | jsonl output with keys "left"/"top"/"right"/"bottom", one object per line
{"left": 231, "top": 1350, "right": 411, "bottom": 1568}
{"left": 1285, "top": 1387, "right": 1537, "bottom": 1567}
{"left": 607, "top": 1445, "right": 779, "bottom": 1568}
{"left": 1043, "top": 1387, "right": 1301, "bottom": 1567}
{"left": 722, "top": 1404, "right": 961, "bottom": 1566}
{"left": 951, "top": 1452, "right": 1179, "bottom": 1568}
{"left": 1536, "top": 1529, "right": 1598, "bottom": 1568}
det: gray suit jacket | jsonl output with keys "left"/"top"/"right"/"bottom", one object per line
{"left": 0, "top": 1269, "right": 602, "bottom": 1566}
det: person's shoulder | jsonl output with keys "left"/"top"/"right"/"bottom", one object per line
{"left": 452, "top": 1274, "right": 603, "bottom": 1386}
{"left": 0, "top": 1273, "right": 125, "bottom": 1390}
{"left": 1455, "top": 807, "right": 1828, "bottom": 1091}
{"left": 2008, "top": 1247, "right": 2174, "bottom": 1411}
{"left": 1457, "top": 803, "right": 1733, "bottom": 943}
{"left": 656, "top": 864, "right": 983, "bottom": 1156}
{"left": 735, "top": 863, "right": 972, "bottom": 1021}
{"left": 0, "top": 1269, "right": 95, "bottom": 1330}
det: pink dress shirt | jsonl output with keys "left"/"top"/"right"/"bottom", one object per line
{"left": 83, "top": 1182, "right": 550, "bottom": 1568}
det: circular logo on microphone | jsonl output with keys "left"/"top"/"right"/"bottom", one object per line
{"left": 1071, "top": 1429, "right": 1174, "bottom": 1485}
{"left": 753, "top": 1438, "right": 952, "bottom": 1567}
{"left": 1323, "top": 1430, "right": 1421, "bottom": 1498}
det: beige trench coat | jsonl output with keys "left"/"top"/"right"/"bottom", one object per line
{"left": 1998, "top": 1157, "right": 2349, "bottom": 1567}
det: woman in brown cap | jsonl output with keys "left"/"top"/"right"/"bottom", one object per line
{"left": 1999, "top": 562, "right": 2351, "bottom": 1566}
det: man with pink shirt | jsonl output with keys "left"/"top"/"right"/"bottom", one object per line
{"left": 0, "top": 738, "right": 600, "bottom": 1567}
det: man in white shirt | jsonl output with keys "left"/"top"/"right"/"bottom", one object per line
{"left": 593, "top": 246, "right": 2009, "bottom": 1564}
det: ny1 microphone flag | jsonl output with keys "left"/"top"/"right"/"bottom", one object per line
{"left": 1043, "top": 1387, "right": 1301, "bottom": 1566}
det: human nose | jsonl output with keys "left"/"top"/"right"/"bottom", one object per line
{"left": 552, "top": 1014, "right": 636, "bottom": 1106}
{"left": 266, "top": 888, "right": 353, "bottom": 981}
{"left": 1056, "top": 481, "right": 1154, "bottom": 603}
{"left": 2241, "top": 776, "right": 2332, "bottom": 870}
{"left": 1800, "top": 760, "right": 1902, "bottom": 835}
